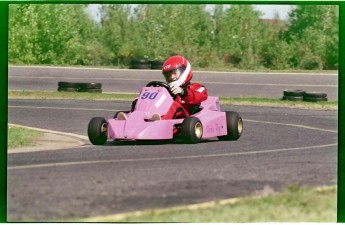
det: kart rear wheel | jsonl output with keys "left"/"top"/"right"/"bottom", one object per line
{"left": 181, "top": 117, "right": 203, "bottom": 144}
{"left": 218, "top": 111, "right": 243, "bottom": 141}
{"left": 88, "top": 117, "right": 108, "bottom": 145}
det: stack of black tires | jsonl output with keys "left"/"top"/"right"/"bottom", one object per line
{"left": 150, "top": 60, "right": 164, "bottom": 70}
{"left": 129, "top": 59, "right": 164, "bottom": 70}
{"left": 58, "top": 82, "right": 102, "bottom": 93}
{"left": 283, "top": 89, "right": 328, "bottom": 102}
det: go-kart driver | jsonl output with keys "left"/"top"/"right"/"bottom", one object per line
{"left": 123, "top": 55, "right": 208, "bottom": 121}
{"left": 160, "top": 55, "right": 208, "bottom": 120}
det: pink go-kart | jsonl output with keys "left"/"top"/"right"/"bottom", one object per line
{"left": 88, "top": 81, "right": 243, "bottom": 145}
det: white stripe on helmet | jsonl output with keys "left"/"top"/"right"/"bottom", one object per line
{"left": 197, "top": 87, "right": 205, "bottom": 93}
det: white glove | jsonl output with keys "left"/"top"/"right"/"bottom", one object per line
{"left": 169, "top": 83, "right": 184, "bottom": 96}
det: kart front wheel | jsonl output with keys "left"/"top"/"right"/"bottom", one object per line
{"left": 181, "top": 117, "right": 203, "bottom": 144}
{"left": 218, "top": 111, "right": 243, "bottom": 141}
{"left": 88, "top": 117, "right": 108, "bottom": 145}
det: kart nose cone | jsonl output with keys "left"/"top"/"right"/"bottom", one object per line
{"left": 122, "top": 111, "right": 173, "bottom": 140}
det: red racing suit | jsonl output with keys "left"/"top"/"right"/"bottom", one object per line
{"left": 161, "top": 82, "right": 208, "bottom": 120}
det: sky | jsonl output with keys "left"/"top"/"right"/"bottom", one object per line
{"left": 87, "top": 4, "right": 295, "bottom": 22}
{"left": 253, "top": 5, "right": 293, "bottom": 19}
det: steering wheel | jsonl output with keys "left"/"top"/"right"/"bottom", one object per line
{"left": 146, "top": 81, "right": 175, "bottom": 99}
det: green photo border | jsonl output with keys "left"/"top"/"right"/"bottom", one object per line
{"left": 338, "top": 1, "right": 344, "bottom": 223}
{"left": 0, "top": 1, "right": 343, "bottom": 223}
{"left": 0, "top": 2, "right": 8, "bottom": 223}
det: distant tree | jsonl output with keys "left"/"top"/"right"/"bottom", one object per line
{"left": 285, "top": 5, "right": 339, "bottom": 69}
{"left": 9, "top": 5, "right": 38, "bottom": 64}
{"left": 9, "top": 4, "right": 338, "bottom": 71}
{"left": 100, "top": 4, "right": 133, "bottom": 65}
{"left": 9, "top": 4, "right": 101, "bottom": 65}
{"left": 216, "top": 5, "right": 264, "bottom": 69}
{"left": 260, "top": 14, "right": 292, "bottom": 69}
{"left": 130, "top": 4, "right": 213, "bottom": 66}
{"left": 212, "top": 5, "right": 225, "bottom": 61}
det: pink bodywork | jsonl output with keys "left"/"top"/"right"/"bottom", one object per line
{"left": 106, "top": 86, "right": 228, "bottom": 140}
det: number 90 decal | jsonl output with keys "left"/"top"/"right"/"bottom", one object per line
{"left": 141, "top": 92, "right": 158, "bottom": 100}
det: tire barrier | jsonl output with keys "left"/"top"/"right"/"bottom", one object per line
{"left": 150, "top": 60, "right": 164, "bottom": 70}
{"left": 129, "top": 59, "right": 164, "bottom": 70}
{"left": 282, "top": 89, "right": 327, "bottom": 102}
{"left": 282, "top": 89, "right": 305, "bottom": 101}
{"left": 58, "top": 81, "right": 102, "bottom": 93}
{"left": 282, "top": 96, "right": 304, "bottom": 101}
{"left": 57, "top": 82, "right": 79, "bottom": 92}
{"left": 303, "top": 92, "right": 328, "bottom": 102}
{"left": 129, "top": 59, "right": 151, "bottom": 69}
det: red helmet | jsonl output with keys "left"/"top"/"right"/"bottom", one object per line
{"left": 162, "top": 55, "right": 193, "bottom": 87}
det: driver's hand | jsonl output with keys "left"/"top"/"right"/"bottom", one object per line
{"left": 169, "top": 83, "right": 184, "bottom": 96}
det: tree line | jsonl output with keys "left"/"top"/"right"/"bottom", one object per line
{"left": 8, "top": 4, "right": 339, "bottom": 70}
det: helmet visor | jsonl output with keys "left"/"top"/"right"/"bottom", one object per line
{"left": 163, "top": 67, "right": 185, "bottom": 83}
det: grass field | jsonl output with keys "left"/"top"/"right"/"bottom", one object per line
{"left": 8, "top": 125, "right": 40, "bottom": 149}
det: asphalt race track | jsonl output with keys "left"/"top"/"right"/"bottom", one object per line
{"left": 7, "top": 67, "right": 338, "bottom": 221}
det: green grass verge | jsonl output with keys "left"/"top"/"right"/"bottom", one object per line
{"left": 9, "top": 90, "right": 138, "bottom": 101}
{"left": 77, "top": 185, "right": 336, "bottom": 223}
{"left": 8, "top": 90, "right": 338, "bottom": 110}
{"left": 221, "top": 97, "right": 337, "bottom": 110}
{"left": 8, "top": 125, "right": 41, "bottom": 149}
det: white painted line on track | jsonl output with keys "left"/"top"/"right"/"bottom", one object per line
{"left": 202, "top": 81, "right": 336, "bottom": 87}
{"left": 10, "top": 65, "right": 132, "bottom": 72}
{"left": 9, "top": 75, "right": 337, "bottom": 87}
{"left": 246, "top": 119, "right": 338, "bottom": 133}
{"left": 10, "top": 75, "right": 148, "bottom": 81}
{"left": 194, "top": 70, "right": 338, "bottom": 76}
{"left": 8, "top": 105, "right": 119, "bottom": 112}
{"left": 8, "top": 142, "right": 337, "bottom": 170}
{"left": 8, "top": 105, "right": 339, "bottom": 134}
{"left": 81, "top": 195, "right": 250, "bottom": 222}
{"left": 8, "top": 116, "right": 337, "bottom": 170}
{"left": 8, "top": 123, "right": 88, "bottom": 141}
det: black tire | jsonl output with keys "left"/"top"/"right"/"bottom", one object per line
{"left": 78, "top": 82, "right": 102, "bottom": 89}
{"left": 303, "top": 97, "right": 328, "bottom": 102}
{"left": 131, "top": 99, "right": 138, "bottom": 112}
{"left": 58, "top": 81, "right": 79, "bottom": 88}
{"left": 57, "top": 87, "right": 78, "bottom": 92}
{"left": 151, "top": 60, "right": 164, "bottom": 70}
{"left": 181, "top": 117, "right": 203, "bottom": 144}
{"left": 282, "top": 96, "right": 304, "bottom": 101}
{"left": 88, "top": 117, "right": 108, "bottom": 145}
{"left": 283, "top": 89, "right": 305, "bottom": 97}
{"left": 304, "top": 92, "right": 327, "bottom": 98}
{"left": 218, "top": 111, "right": 243, "bottom": 141}
{"left": 130, "top": 59, "right": 149, "bottom": 65}
{"left": 78, "top": 88, "right": 102, "bottom": 93}
{"left": 129, "top": 59, "right": 151, "bottom": 69}
{"left": 130, "top": 64, "right": 151, "bottom": 69}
